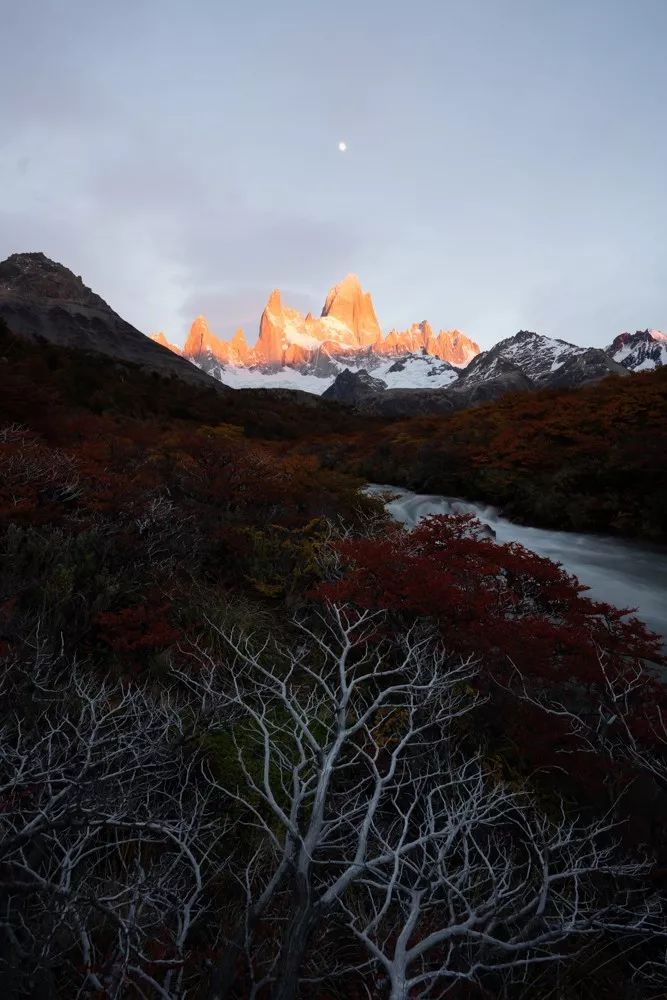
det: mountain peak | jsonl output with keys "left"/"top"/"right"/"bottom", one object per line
{"left": 150, "top": 331, "right": 183, "bottom": 355}
{"left": 266, "top": 289, "right": 283, "bottom": 312}
{"left": 174, "top": 276, "right": 479, "bottom": 371}
{"left": 322, "top": 367, "right": 388, "bottom": 404}
{"left": 321, "top": 274, "right": 381, "bottom": 347}
{"left": 0, "top": 251, "right": 108, "bottom": 309}
{"left": 607, "top": 329, "right": 667, "bottom": 372}
{"left": 0, "top": 251, "right": 218, "bottom": 388}
{"left": 184, "top": 316, "right": 218, "bottom": 356}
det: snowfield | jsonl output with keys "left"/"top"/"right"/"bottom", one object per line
{"left": 205, "top": 353, "right": 460, "bottom": 394}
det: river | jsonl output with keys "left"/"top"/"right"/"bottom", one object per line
{"left": 366, "top": 485, "right": 667, "bottom": 642}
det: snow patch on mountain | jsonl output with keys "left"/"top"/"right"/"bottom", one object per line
{"left": 464, "top": 331, "right": 585, "bottom": 386}
{"left": 606, "top": 330, "right": 667, "bottom": 372}
{"left": 197, "top": 351, "right": 460, "bottom": 395}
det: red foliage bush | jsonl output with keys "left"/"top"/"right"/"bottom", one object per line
{"left": 317, "top": 514, "right": 662, "bottom": 675}
{"left": 95, "top": 601, "right": 180, "bottom": 653}
{"left": 314, "top": 514, "right": 666, "bottom": 782}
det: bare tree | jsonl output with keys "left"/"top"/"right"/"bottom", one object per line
{"left": 0, "top": 423, "right": 81, "bottom": 509}
{"left": 3, "top": 606, "right": 661, "bottom": 1000}
{"left": 177, "top": 604, "right": 481, "bottom": 1000}
{"left": 342, "top": 753, "right": 656, "bottom": 1000}
{"left": 0, "top": 646, "right": 219, "bottom": 998}
{"left": 180, "top": 604, "right": 662, "bottom": 1000}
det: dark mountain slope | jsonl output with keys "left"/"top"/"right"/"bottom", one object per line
{"left": 0, "top": 252, "right": 220, "bottom": 389}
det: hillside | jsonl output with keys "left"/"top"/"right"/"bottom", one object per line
{"left": 0, "top": 252, "right": 218, "bottom": 388}
{"left": 317, "top": 366, "right": 667, "bottom": 541}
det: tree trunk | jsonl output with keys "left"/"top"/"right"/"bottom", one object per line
{"left": 208, "top": 927, "right": 245, "bottom": 1000}
{"left": 271, "top": 876, "right": 321, "bottom": 1000}
{"left": 209, "top": 859, "right": 290, "bottom": 1000}
{"left": 389, "top": 979, "right": 409, "bottom": 1000}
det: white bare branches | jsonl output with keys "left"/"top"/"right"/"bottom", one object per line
{"left": 2, "top": 603, "right": 662, "bottom": 999}
{"left": 177, "top": 604, "right": 481, "bottom": 999}
{"left": 179, "top": 604, "right": 662, "bottom": 1000}
{"left": 0, "top": 650, "right": 217, "bottom": 999}
{"left": 503, "top": 651, "right": 667, "bottom": 786}
{"left": 343, "top": 756, "right": 656, "bottom": 1000}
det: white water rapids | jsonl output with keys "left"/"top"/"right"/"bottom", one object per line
{"left": 366, "top": 485, "right": 667, "bottom": 642}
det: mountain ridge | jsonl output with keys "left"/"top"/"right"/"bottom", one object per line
{"left": 152, "top": 278, "right": 664, "bottom": 407}
{"left": 0, "top": 252, "right": 220, "bottom": 389}
{"left": 157, "top": 274, "right": 480, "bottom": 372}
{"left": 1, "top": 252, "right": 663, "bottom": 418}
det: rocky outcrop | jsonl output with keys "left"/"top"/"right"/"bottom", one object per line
{"left": 460, "top": 330, "right": 628, "bottom": 390}
{"left": 318, "top": 327, "right": 631, "bottom": 417}
{"left": 546, "top": 347, "right": 628, "bottom": 388}
{"left": 229, "top": 328, "right": 250, "bottom": 364}
{"left": 427, "top": 329, "right": 479, "bottom": 366}
{"left": 184, "top": 316, "right": 228, "bottom": 360}
{"left": 375, "top": 322, "right": 479, "bottom": 366}
{"left": 322, "top": 368, "right": 388, "bottom": 405}
{"left": 255, "top": 290, "right": 287, "bottom": 363}
{"left": 0, "top": 252, "right": 219, "bottom": 388}
{"left": 453, "top": 357, "right": 534, "bottom": 402}
{"left": 182, "top": 317, "right": 250, "bottom": 366}
{"left": 323, "top": 375, "right": 458, "bottom": 417}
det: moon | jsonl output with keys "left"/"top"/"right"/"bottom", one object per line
{"left": 338, "top": 141, "right": 347, "bottom": 153}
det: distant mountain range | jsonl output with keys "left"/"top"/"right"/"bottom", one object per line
{"left": 151, "top": 271, "right": 665, "bottom": 412}
{"left": 151, "top": 273, "right": 479, "bottom": 372}
{"left": 1, "top": 253, "right": 664, "bottom": 417}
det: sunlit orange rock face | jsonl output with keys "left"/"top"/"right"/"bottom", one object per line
{"left": 183, "top": 316, "right": 249, "bottom": 365}
{"left": 321, "top": 273, "right": 382, "bottom": 347}
{"left": 373, "top": 321, "right": 478, "bottom": 365}
{"left": 429, "top": 329, "right": 479, "bottom": 366}
{"left": 170, "top": 275, "right": 480, "bottom": 368}
{"left": 150, "top": 331, "right": 183, "bottom": 355}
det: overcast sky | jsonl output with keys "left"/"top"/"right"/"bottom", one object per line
{"left": 1, "top": 0, "right": 665, "bottom": 350}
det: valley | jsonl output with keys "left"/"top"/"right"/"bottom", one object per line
{"left": 1, "top": 252, "right": 666, "bottom": 1000}
{"left": 5, "top": 5, "right": 667, "bottom": 995}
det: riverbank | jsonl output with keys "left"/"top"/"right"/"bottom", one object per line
{"left": 367, "top": 484, "right": 667, "bottom": 643}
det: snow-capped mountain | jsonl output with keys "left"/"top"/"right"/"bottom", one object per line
{"left": 320, "top": 330, "right": 632, "bottom": 416}
{"left": 460, "top": 330, "right": 626, "bottom": 388}
{"left": 606, "top": 330, "right": 667, "bottom": 372}
{"left": 3, "top": 251, "right": 659, "bottom": 420}
{"left": 151, "top": 274, "right": 480, "bottom": 389}
{"left": 149, "top": 276, "right": 657, "bottom": 411}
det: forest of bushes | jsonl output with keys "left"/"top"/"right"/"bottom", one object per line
{"left": 315, "top": 367, "right": 667, "bottom": 542}
{"left": 1, "top": 323, "right": 667, "bottom": 999}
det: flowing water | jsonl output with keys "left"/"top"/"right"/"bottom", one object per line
{"left": 366, "top": 485, "right": 667, "bottom": 642}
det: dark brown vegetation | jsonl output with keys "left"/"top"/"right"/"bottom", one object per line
{"left": 311, "top": 367, "right": 667, "bottom": 541}
{"left": 1, "top": 318, "right": 667, "bottom": 999}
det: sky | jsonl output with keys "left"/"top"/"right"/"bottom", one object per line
{"left": 1, "top": 0, "right": 666, "bottom": 351}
